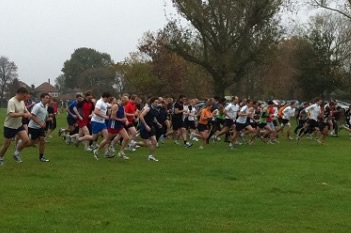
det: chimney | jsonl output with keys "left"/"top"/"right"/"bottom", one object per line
{"left": 48, "top": 79, "right": 50, "bottom": 84}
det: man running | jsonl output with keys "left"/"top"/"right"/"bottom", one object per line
{"left": 0, "top": 87, "right": 31, "bottom": 165}
{"left": 297, "top": 98, "right": 323, "bottom": 144}
{"left": 27, "top": 93, "right": 51, "bottom": 162}
{"left": 139, "top": 97, "right": 163, "bottom": 161}
{"left": 97, "top": 95, "right": 130, "bottom": 159}
{"left": 172, "top": 95, "right": 192, "bottom": 148}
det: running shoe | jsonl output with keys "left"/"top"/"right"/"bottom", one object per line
{"left": 148, "top": 155, "right": 158, "bottom": 162}
{"left": 13, "top": 152, "right": 23, "bottom": 163}
{"left": 118, "top": 152, "right": 129, "bottom": 160}
{"left": 39, "top": 157, "right": 50, "bottom": 162}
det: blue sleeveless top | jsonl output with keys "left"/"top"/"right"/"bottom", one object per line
{"left": 108, "top": 104, "right": 125, "bottom": 130}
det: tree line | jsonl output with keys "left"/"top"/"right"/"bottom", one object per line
{"left": 2, "top": 0, "right": 351, "bottom": 101}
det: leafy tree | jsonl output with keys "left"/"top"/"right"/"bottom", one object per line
{"left": 295, "top": 14, "right": 343, "bottom": 99}
{"left": 77, "top": 67, "right": 118, "bottom": 95}
{"left": 6, "top": 78, "right": 20, "bottom": 98}
{"left": 55, "top": 74, "right": 65, "bottom": 95}
{"left": 62, "top": 48, "right": 114, "bottom": 88}
{"left": 160, "top": 0, "right": 284, "bottom": 96}
{"left": 0, "top": 56, "right": 18, "bottom": 99}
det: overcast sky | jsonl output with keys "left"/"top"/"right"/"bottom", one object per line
{"left": 1, "top": 0, "right": 315, "bottom": 87}
{"left": 0, "top": 0, "right": 177, "bottom": 86}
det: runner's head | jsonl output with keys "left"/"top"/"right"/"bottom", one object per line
{"left": 15, "top": 87, "right": 29, "bottom": 101}
{"left": 84, "top": 90, "right": 94, "bottom": 101}
{"left": 121, "top": 95, "right": 129, "bottom": 106}
{"left": 150, "top": 97, "right": 159, "bottom": 108}
{"left": 314, "top": 98, "right": 322, "bottom": 105}
{"left": 101, "top": 92, "right": 112, "bottom": 103}
{"left": 40, "top": 93, "right": 51, "bottom": 105}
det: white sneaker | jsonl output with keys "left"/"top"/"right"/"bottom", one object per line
{"left": 109, "top": 146, "right": 116, "bottom": 153}
{"left": 104, "top": 151, "right": 115, "bottom": 159}
{"left": 126, "top": 145, "right": 136, "bottom": 152}
{"left": 13, "top": 152, "right": 23, "bottom": 163}
{"left": 148, "top": 155, "right": 158, "bottom": 162}
{"left": 118, "top": 152, "right": 129, "bottom": 160}
{"left": 85, "top": 146, "right": 93, "bottom": 152}
{"left": 193, "top": 137, "right": 199, "bottom": 142}
{"left": 159, "top": 135, "right": 165, "bottom": 144}
{"left": 93, "top": 149, "right": 99, "bottom": 160}
{"left": 174, "top": 140, "right": 180, "bottom": 145}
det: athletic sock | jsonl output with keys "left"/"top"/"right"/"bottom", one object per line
{"left": 39, "top": 153, "right": 44, "bottom": 159}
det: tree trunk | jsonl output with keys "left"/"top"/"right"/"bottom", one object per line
{"left": 213, "top": 79, "right": 226, "bottom": 97}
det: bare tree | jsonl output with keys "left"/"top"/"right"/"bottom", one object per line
{"left": 311, "top": 0, "right": 351, "bottom": 20}
{"left": 0, "top": 56, "right": 18, "bottom": 99}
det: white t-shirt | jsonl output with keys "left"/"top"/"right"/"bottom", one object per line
{"left": 92, "top": 98, "right": 109, "bottom": 123}
{"left": 28, "top": 102, "right": 48, "bottom": 129}
{"left": 282, "top": 106, "right": 295, "bottom": 120}
{"left": 183, "top": 105, "right": 189, "bottom": 121}
{"left": 188, "top": 106, "right": 197, "bottom": 121}
{"left": 225, "top": 103, "right": 239, "bottom": 120}
{"left": 236, "top": 105, "right": 249, "bottom": 124}
{"left": 305, "top": 104, "right": 321, "bottom": 121}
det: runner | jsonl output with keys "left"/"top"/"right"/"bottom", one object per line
{"left": 74, "top": 91, "right": 95, "bottom": 151}
{"left": 230, "top": 99, "right": 256, "bottom": 147}
{"left": 297, "top": 98, "right": 324, "bottom": 144}
{"left": 139, "top": 97, "right": 163, "bottom": 161}
{"left": 98, "top": 95, "right": 130, "bottom": 159}
{"left": 172, "top": 95, "right": 193, "bottom": 148}
{"left": 27, "top": 93, "right": 51, "bottom": 162}
{"left": 0, "top": 87, "right": 31, "bottom": 165}
{"left": 190, "top": 100, "right": 213, "bottom": 149}
{"left": 281, "top": 101, "right": 297, "bottom": 140}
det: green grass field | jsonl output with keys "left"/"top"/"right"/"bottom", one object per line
{"left": 1, "top": 109, "right": 351, "bottom": 233}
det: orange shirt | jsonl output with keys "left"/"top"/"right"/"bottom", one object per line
{"left": 199, "top": 108, "right": 212, "bottom": 125}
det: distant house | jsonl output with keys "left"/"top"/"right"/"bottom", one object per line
{"left": 60, "top": 88, "right": 84, "bottom": 101}
{"left": 19, "top": 81, "right": 30, "bottom": 89}
{"left": 36, "top": 80, "right": 59, "bottom": 98}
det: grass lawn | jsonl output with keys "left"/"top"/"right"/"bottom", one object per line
{"left": 1, "top": 109, "right": 351, "bottom": 233}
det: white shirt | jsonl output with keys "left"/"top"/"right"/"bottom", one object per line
{"left": 92, "top": 98, "right": 108, "bottom": 123}
{"left": 305, "top": 104, "right": 321, "bottom": 121}
{"left": 273, "top": 107, "right": 279, "bottom": 117}
{"left": 236, "top": 105, "right": 249, "bottom": 124}
{"left": 188, "top": 106, "right": 197, "bottom": 121}
{"left": 282, "top": 106, "right": 295, "bottom": 120}
{"left": 183, "top": 105, "right": 189, "bottom": 121}
{"left": 28, "top": 102, "right": 48, "bottom": 129}
{"left": 225, "top": 103, "right": 240, "bottom": 120}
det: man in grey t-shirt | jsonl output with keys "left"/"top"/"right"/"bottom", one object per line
{"left": 28, "top": 93, "right": 51, "bottom": 162}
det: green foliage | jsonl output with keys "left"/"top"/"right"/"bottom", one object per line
{"left": 161, "top": 0, "right": 284, "bottom": 95}
{"left": 295, "top": 15, "right": 343, "bottom": 100}
{"left": 62, "top": 48, "right": 114, "bottom": 89}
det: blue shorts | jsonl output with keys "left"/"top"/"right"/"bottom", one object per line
{"left": 91, "top": 122, "right": 107, "bottom": 134}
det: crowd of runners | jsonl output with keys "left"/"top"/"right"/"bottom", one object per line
{"left": 0, "top": 87, "right": 351, "bottom": 165}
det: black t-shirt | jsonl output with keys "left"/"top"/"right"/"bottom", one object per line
{"left": 47, "top": 106, "right": 54, "bottom": 117}
{"left": 173, "top": 101, "right": 183, "bottom": 118}
{"left": 156, "top": 106, "right": 167, "bottom": 123}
